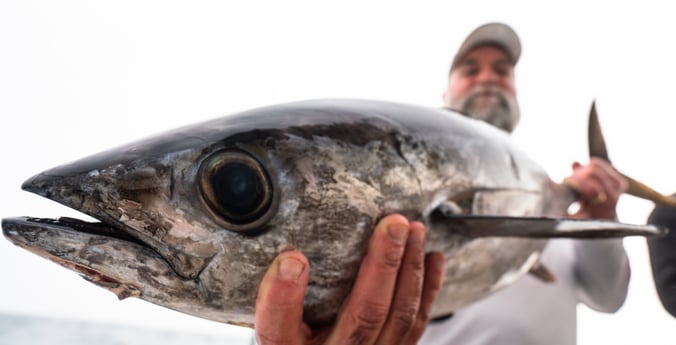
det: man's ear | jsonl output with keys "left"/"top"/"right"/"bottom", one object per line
{"left": 441, "top": 91, "right": 451, "bottom": 107}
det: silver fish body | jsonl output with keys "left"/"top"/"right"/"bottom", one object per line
{"left": 1, "top": 99, "right": 659, "bottom": 327}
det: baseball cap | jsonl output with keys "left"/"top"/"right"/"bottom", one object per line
{"left": 451, "top": 22, "right": 521, "bottom": 70}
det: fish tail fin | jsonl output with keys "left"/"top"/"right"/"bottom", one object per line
{"left": 588, "top": 101, "right": 676, "bottom": 207}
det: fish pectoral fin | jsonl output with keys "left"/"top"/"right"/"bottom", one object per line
{"left": 528, "top": 261, "right": 556, "bottom": 283}
{"left": 428, "top": 211, "right": 666, "bottom": 238}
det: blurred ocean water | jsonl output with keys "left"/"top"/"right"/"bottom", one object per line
{"left": 0, "top": 313, "right": 254, "bottom": 345}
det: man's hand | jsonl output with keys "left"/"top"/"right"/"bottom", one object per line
{"left": 254, "top": 214, "right": 446, "bottom": 345}
{"left": 563, "top": 157, "right": 628, "bottom": 220}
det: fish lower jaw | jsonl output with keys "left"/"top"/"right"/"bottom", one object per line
{"left": 1, "top": 216, "right": 164, "bottom": 300}
{"left": 6, "top": 236, "right": 143, "bottom": 301}
{"left": 53, "top": 256, "right": 142, "bottom": 300}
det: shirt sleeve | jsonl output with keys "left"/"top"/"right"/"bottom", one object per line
{"left": 572, "top": 239, "right": 629, "bottom": 313}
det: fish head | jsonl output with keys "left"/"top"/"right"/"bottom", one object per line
{"left": 4, "top": 100, "right": 432, "bottom": 327}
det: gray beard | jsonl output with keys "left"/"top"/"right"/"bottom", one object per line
{"left": 449, "top": 85, "right": 521, "bottom": 133}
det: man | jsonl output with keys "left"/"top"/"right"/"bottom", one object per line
{"left": 442, "top": 22, "right": 521, "bottom": 133}
{"left": 419, "top": 23, "right": 630, "bottom": 345}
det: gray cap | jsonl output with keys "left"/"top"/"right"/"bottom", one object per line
{"left": 451, "top": 22, "right": 521, "bottom": 69}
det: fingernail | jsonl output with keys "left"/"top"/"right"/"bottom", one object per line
{"left": 388, "top": 223, "right": 408, "bottom": 244}
{"left": 279, "top": 257, "right": 305, "bottom": 280}
{"left": 410, "top": 223, "right": 426, "bottom": 244}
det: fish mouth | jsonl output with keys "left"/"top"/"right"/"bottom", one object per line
{"left": 13, "top": 164, "right": 218, "bottom": 281}
{"left": 2, "top": 216, "right": 177, "bottom": 299}
{"left": 9, "top": 216, "right": 149, "bottom": 245}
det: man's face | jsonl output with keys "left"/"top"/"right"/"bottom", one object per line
{"left": 443, "top": 45, "right": 520, "bottom": 132}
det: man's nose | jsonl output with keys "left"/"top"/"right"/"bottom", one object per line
{"left": 475, "top": 69, "right": 499, "bottom": 84}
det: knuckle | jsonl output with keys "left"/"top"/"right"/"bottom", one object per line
{"left": 417, "top": 310, "right": 431, "bottom": 326}
{"left": 406, "top": 251, "right": 425, "bottom": 271}
{"left": 380, "top": 245, "right": 405, "bottom": 270}
{"left": 345, "top": 332, "right": 370, "bottom": 345}
{"left": 415, "top": 300, "right": 434, "bottom": 327}
{"left": 404, "top": 264, "right": 425, "bottom": 287}
{"left": 391, "top": 304, "right": 419, "bottom": 329}
{"left": 349, "top": 300, "right": 390, "bottom": 333}
{"left": 255, "top": 331, "right": 294, "bottom": 345}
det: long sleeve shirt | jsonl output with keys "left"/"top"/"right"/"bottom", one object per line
{"left": 419, "top": 238, "right": 629, "bottom": 345}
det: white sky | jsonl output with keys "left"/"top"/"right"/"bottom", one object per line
{"left": 1, "top": 1, "right": 675, "bottom": 344}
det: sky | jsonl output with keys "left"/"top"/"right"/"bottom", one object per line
{"left": 1, "top": 1, "right": 675, "bottom": 344}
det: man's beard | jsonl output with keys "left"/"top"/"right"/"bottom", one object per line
{"left": 449, "top": 85, "right": 521, "bottom": 133}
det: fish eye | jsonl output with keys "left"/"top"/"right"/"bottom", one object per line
{"left": 199, "top": 150, "right": 276, "bottom": 231}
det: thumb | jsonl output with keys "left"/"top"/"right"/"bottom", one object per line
{"left": 255, "top": 251, "right": 310, "bottom": 345}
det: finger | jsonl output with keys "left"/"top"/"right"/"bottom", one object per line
{"left": 564, "top": 174, "right": 597, "bottom": 201}
{"left": 563, "top": 162, "right": 584, "bottom": 195}
{"left": 588, "top": 158, "right": 627, "bottom": 196}
{"left": 571, "top": 175, "right": 607, "bottom": 216}
{"left": 565, "top": 162, "right": 605, "bottom": 201}
{"left": 405, "top": 252, "right": 446, "bottom": 345}
{"left": 579, "top": 171, "right": 617, "bottom": 209}
{"left": 328, "top": 214, "right": 411, "bottom": 345}
{"left": 255, "top": 251, "right": 310, "bottom": 345}
{"left": 568, "top": 160, "right": 624, "bottom": 219}
{"left": 376, "top": 221, "right": 427, "bottom": 345}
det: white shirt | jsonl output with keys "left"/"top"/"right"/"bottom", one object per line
{"left": 419, "top": 239, "right": 629, "bottom": 345}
